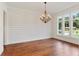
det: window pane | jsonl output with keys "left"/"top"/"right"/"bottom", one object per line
{"left": 59, "top": 22, "right": 62, "bottom": 30}
{"left": 58, "top": 30, "right": 62, "bottom": 34}
{"left": 76, "top": 13, "right": 79, "bottom": 17}
{"left": 65, "top": 21, "right": 69, "bottom": 27}
{"left": 59, "top": 18, "right": 62, "bottom": 21}
{"left": 64, "top": 17, "right": 69, "bottom": 20}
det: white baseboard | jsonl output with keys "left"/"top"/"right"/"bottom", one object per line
{"left": 53, "top": 36, "right": 79, "bottom": 45}
{"left": 5, "top": 37, "right": 51, "bottom": 45}
{"left": 0, "top": 46, "right": 3, "bottom": 55}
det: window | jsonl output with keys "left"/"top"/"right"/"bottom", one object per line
{"left": 64, "top": 16, "right": 70, "bottom": 36}
{"left": 72, "top": 13, "right": 79, "bottom": 37}
{"left": 57, "top": 12, "right": 79, "bottom": 38}
{"left": 57, "top": 17, "right": 63, "bottom": 35}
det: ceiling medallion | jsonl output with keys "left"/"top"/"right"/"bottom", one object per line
{"left": 40, "top": 2, "right": 51, "bottom": 23}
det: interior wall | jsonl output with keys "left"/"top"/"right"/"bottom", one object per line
{"left": 52, "top": 4, "right": 79, "bottom": 45}
{"left": 5, "top": 6, "right": 53, "bottom": 45}
{"left": 0, "top": 2, "right": 6, "bottom": 55}
{"left": 5, "top": 3, "right": 79, "bottom": 45}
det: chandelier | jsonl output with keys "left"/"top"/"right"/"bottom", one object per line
{"left": 40, "top": 2, "right": 51, "bottom": 23}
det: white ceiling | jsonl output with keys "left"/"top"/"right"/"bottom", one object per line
{"left": 6, "top": 2, "right": 79, "bottom": 14}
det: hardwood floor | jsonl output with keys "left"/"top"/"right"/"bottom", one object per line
{"left": 2, "top": 38, "right": 79, "bottom": 56}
